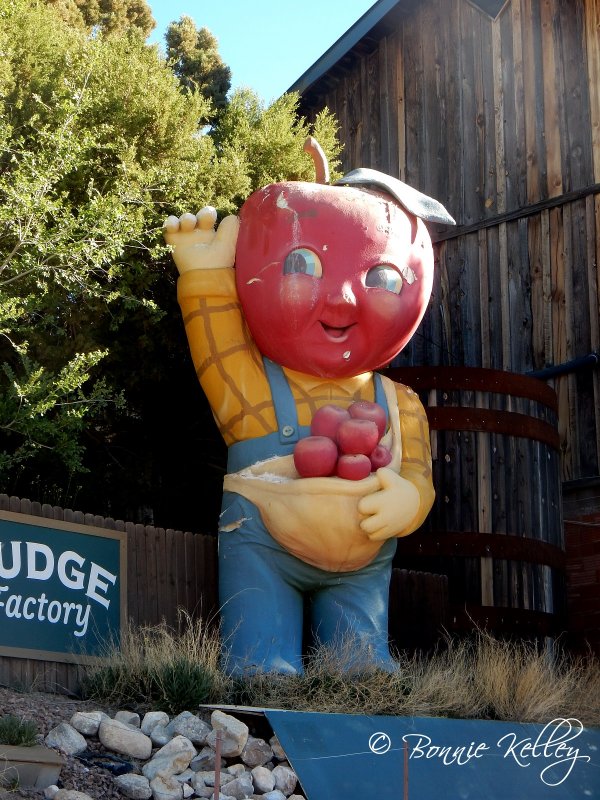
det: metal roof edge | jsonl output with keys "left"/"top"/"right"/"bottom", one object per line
{"left": 286, "top": 0, "right": 401, "bottom": 96}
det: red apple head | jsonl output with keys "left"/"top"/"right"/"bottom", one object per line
{"left": 336, "top": 453, "right": 372, "bottom": 481}
{"left": 348, "top": 400, "right": 387, "bottom": 439}
{"left": 369, "top": 444, "right": 393, "bottom": 471}
{"left": 337, "top": 418, "right": 380, "bottom": 456}
{"left": 293, "top": 435, "right": 338, "bottom": 478}
{"left": 310, "top": 404, "right": 350, "bottom": 440}
{"left": 235, "top": 180, "right": 434, "bottom": 379}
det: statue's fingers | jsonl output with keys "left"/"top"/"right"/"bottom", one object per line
{"left": 359, "top": 514, "right": 385, "bottom": 537}
{"left": 179, "top": 212, "right": 198, "bottom": 232}
{"left": 196, "top": 206, "right": 218, "bottom": 231}
{"left": 163, "top": 215, "right": 181, "bottom": 233}
{"left": 214, "top": 215, "right": 240, "bottom": 247}
{"left": 357, "top": 491, "right": 381, "bottom": 517}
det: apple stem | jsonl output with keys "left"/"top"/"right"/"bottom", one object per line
{"left": 303, "top": 136, "right": 330, "bottom": 185}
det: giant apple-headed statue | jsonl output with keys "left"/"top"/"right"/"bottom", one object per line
{"left": 164, "top": 139, "right": 454, "bottom": 675}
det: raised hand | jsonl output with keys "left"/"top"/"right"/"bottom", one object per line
{"left": 163, "top": 206, "right": 240, "bottom": 275}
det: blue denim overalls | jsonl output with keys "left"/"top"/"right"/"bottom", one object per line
{"left": 218, "top": 357, "right": 398, "bottom": 675}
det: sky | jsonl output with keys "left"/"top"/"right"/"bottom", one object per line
{"left": 146, "top": 0, "right": 377, "bottom": 104}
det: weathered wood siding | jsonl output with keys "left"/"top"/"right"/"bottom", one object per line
{"left": 299, "top": 0, "right": 600, "bottom": 484}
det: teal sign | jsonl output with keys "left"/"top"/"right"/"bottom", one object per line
{"left": 0, "top": 511, "right": 126, "bottom": 661}
{"left": 266, "top": 711, "right": 600, "bottom": 799}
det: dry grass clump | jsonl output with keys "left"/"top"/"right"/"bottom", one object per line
{"left": 79, "top": 616, "right": 600, "bottom": 726}
{"left": 80, "top": 611, "right": 228, "bottom": 713}
{"left": 232, "top": 638, "right": 408, "bottom": 716}
{"left": 468, "top": 633, "right": 585, "bottom": 723}
{"left": 235, "top": 633, "right": 600, "bottom": 726}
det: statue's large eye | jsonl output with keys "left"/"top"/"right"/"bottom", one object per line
{"left": 283, "top": 248, "right": 323, "bottom": 278}
{"left": 365, "top": 265, "right": 403, "bottom": 294}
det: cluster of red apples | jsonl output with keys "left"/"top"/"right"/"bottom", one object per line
{"left": 293, "top": 401, "right": 392, "bottom": 481}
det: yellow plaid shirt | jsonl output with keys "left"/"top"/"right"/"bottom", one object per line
{"left": 178, "top": 267, "right": 435, "bottom": 534}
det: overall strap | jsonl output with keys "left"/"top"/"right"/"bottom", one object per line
{"left": 226, "top": 358, "right": 305, "bottom": 473}
{"left": 262, "top": 357, "right": 301, "bottom": 445}
{"left": 373, "top": 371, "right": 390, "bottom": 423}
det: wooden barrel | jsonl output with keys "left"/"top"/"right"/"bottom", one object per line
{"left": 382, "top": 366, "right": 566, "bottom": 639}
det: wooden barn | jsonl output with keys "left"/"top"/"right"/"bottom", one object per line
{"left": 291, "top": 0, "right": 600, "bottom": 650}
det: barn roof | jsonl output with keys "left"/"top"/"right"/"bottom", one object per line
{"left": 288, "top": 0, "right": 506, "bottom": 97}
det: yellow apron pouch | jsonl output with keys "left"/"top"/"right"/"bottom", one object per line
{"left": 223, "top": 375, "right": 403, "bottom": 572}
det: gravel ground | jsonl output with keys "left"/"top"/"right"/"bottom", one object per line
{"left": 0, "top": 687, "right": 124, "bottom": 800}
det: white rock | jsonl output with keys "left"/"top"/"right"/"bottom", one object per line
{"left": 206, "top": 711, "right": 248, "bottom": 758}
{"left": 269, "top": 735, "right": 286, "bottom": 761}
{"left": 190, "top": 746, "right": 223, "bottom": 772}
{"left": 166, "top": 711, "right": 211, "bottom": 745}
{"left": 43, "top": 787, "right": 59, "bottom": 799}
{"left": 45, "top": 723, "right": 87, "bottom": 755}
{"left": 261, "top": 792, "right": 286, "bottom": 800}
{"left": 221, "top": 774, "right": 254, "bottom": 799}
{"left": 54, "top": 792, "right": 95, "bottom": 800}
{"left": 226, "top": 763, "right": 246, "bottom": 778}
{"left": 191, "top": 773, "right": 213, "bottom": 798}
{"left": 115, "top": 710, "right": 141, "bottom": 727}
{"left": 99, "top": 717, "right": 153, "bottom": 760}
{"left": 174, "top": 768, "right": 194, "bottom": 783}
{"left": 151, "top": 724, "right": 173, "bottom": 746}
{"left": 142, "top": 736, "right": 196, "bottom": 781}
{"left": 240, "top": 735, "right": 273, "bottom": 768}
{"left": 154, "top": 735, "right": 197, "bottom": 762}
{"left": 142, "top": 711, "right": 170, "bottom": 735}
{"left": 182, "top": 785, "right": 194, "bottom": 798}
{"left": 195, "top": 769, "right": 232, "bottom": 788}
{"left": 272, "top": 765, "right": 297, "bottom": 796}
{"left": 288, "top": 795, "right": 306, "bottom": 800}
{"left": 251, "top": 765, "right": 275, "bottom": 794}
{"left": 114, "top": 774, "right": 153, "bottom": 799}
{"left": 69, "top": 711, "right": 107, "bottom": 737}
{"left": 150, "top": 774, "right": 183, "bottom": 800}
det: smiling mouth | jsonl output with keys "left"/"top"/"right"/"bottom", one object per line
{"left": 320, "top": 322, "right": 355, "bottom": 341}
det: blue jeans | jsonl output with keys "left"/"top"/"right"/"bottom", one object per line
{"left": 219, "top": 490, "right": 398, "bottom": 675}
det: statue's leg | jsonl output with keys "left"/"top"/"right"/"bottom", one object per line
{"left": 309, "top": 539, "right": 398, "bottom": 671}
{"left": 218, "top": 491, "right": 304, "bottom": 675}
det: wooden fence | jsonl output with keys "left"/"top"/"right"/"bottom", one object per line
{"left": 0, "top": 494, "right": 218, "bottom": 693}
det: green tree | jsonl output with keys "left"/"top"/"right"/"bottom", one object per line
{"left": 165, "top": 16, "right": 231, "bottom": 110}
{"left": 45, "top": 0, "right": 155, "bottom": 37}
{"left": 0, "top": 0, "right": 343, "bottom": 528}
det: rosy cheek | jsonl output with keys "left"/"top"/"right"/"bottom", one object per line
{"left": 278, "top": 276, "right": 322, "bottom": 332}
{"left": 360, "top": 291, "right": 404, "bottom": 328}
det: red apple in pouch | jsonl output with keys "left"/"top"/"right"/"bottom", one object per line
{"left": 336, "top": 453, "right": 372, "bottom": 481}
{"left": 370, "top": 444, "right": 393, "bottom": 470}
{"left": 349, "top": 400, "right": 387, "bottom": 439}
{"left": 337, "top": 418, "right": 380, "bottom": 456}
{"left": 294, "top": 435, "right": 338, "bottom": 477}
{"left": 310, "top": 404, "right": 350, "bottom": 440}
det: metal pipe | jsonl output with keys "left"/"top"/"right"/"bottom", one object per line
{"left": 526, "top": 352, "right": 599, "bottom": 381}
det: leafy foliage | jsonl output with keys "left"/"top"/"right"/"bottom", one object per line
{"left": 45, "top": 0, "right": 156, "bottom": 37}
{"left": 0, "top": 0, "right": 343, "bottom": 526}
{"left": 165, "top": 16, "right": 231, "bottom": 111}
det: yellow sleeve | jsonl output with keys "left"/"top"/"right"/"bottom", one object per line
{"left": 396, "top": 384, "right": 435, "bottom": 535}
{"left": 177, "top": 268, "right": 276, "bottom": 444}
